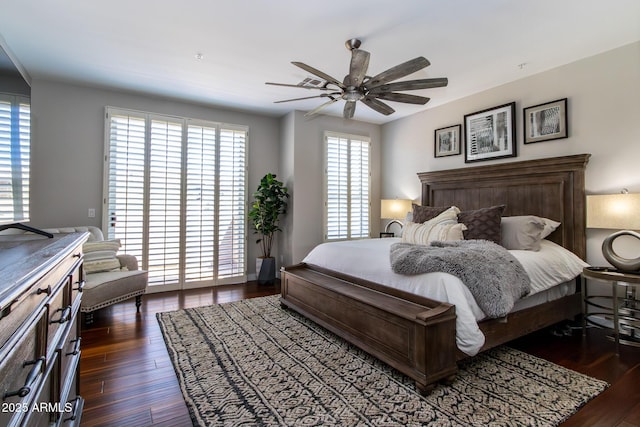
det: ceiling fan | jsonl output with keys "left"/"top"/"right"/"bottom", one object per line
{"left": 266, "top": 38, "right": 448, "bottom": 119}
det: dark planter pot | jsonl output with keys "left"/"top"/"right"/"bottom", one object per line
{"left": 256, "top": 257, "right": 276, "bottom": 285}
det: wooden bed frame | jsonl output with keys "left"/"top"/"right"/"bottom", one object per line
{"left": 280, "top": 154, "right": 590, "bottom": 393}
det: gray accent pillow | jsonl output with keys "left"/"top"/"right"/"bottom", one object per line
{"left": 412, "top": 204, "right": 450, "bottom": 223}
{"left": 458, "top": 205, "right": 505, "bottom": 244}
{"left": 501, "top": 216, "right": 546, "bottom": 250}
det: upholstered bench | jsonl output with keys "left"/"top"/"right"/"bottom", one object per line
{"left": 42, "top": 226, "right": 148, "bottom": 325}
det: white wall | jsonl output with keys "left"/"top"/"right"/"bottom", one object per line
{"left": 29, "top": 80, "right": 281, "bottom": 274}
{"left": 279, "top": 111, "right": 382, "bottom": 265}
{"left": 381, "top": 41, "right": 640, "bottom": 266}
{"left": 27, "top": 41, "right": 639, "bottom": 278}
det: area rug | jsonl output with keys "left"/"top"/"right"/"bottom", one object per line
{"left": 157, "top": 295, "right": 607, "bottom": 426}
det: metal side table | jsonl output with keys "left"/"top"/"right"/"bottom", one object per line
{"left": 582, "top": 266, "right": 640, "bottom": 354}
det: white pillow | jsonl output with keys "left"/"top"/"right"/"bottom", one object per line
{"left": 402, "top": 206, "right": 466, "bottom": 244}
{"left": 501, "top": 216, "right": 562, "bottom": 251}
{"left": 83, "top": 239, "right": 122, "bottom": 273}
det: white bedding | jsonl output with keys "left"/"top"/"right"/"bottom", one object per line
{"left": 302, "top": 238, "right": 588, "bottom": 356}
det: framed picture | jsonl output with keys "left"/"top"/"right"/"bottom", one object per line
{"left": 434, "top": 124, "right": 461, "bottom": 157}
{"left": 523, "top": 98, "right": 568, "bottom": 144}
{"left": 464, "top": 102, "right": 516, "bottom": 163}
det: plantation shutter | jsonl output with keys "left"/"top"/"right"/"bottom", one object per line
{"left": 185, "top": 123, "right": 217, "bottom": 283}
{"left": 217, "top": 128, "right": 246, "bottom": 279}
{"left": 147, "top": 118, "right": 183, "bottom": 285}
{"left": 106, "top": 112, "right": 146, "bottom": 263}
{"left": 105, "top": 107, "right": 247, "bottom": 289}
{"left": 0, "top": 95, "right": 30, "bottom": 223}
{"left": 324, "top": 132, "right": 370, "bottom": 240}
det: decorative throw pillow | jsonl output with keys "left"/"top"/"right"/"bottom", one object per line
{"left": 457, "top": 205, "right": 505, "bottom": 244}
{"left": 500, "top": 216, "right": 546, "bottom": 250}
{"left": 412, "top": 204, "right": 450, "bottom": 223}
{"left": 402, "top": 206, "right": 466, "bottom": 244}
{"left": 83, "top": 239, "right": 122, "bottom": 273}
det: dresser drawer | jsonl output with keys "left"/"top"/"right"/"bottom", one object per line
{"left": 0, "top": 247, "right": 81, "bottom": 352}
{"left": 47, "top": 280, "right": 73, "bottom": 357}
{"left": 20, "top": 351, "right": 57, "bottom": 427}
{"left": 60, "top": 379, "right": 83, "bottom": 426}
{"left": 0, "top": 308, "right": 47, "bottom": 427}
{"left": 0, "top": 280, "right": 49, "bottom": 352}
{"left": 59, "top": 310, "right": 81, "bottom": 402}
{"left": 70, "top": 262, "right": 85, "bottom": 312}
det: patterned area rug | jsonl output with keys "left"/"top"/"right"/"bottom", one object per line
{"left": 157, "top": 295, "right": 607, "bottom": 426}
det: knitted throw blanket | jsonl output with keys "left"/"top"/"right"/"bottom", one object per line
{"left": 390, "top": 240, "right": 530, "bottom": 318}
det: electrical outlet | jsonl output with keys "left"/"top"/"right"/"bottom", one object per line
{"left": 88, "top": 208, "right": 95, "bottom": 218}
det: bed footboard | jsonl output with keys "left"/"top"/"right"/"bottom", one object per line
{"left": 280, "top": 263, "right": 457, "bottom": 393}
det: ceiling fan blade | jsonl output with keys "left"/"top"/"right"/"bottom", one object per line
{"left": 366, "top": 57, "right": 430, "bottom": 89}
{"left": 361, "top": 97, "right": 395, "bottom": 115}
{"left": 369, "top": 92, "right": 430, "bottom": 105}
{"left": 265, "top": 82, "right": 333, "bottom": 90}
{"left": 304, "top": 97, "right": 340, "bottom": 117}
{"left": 346, "top": 49, "right": 370, "bottom": 87}
{"left": 368, "top": 77, "right": 448, "bottom": 93}
{"left": 343, "top": 101, "right": 357, "bottom": 119}
{"left": 292, "top": 62, "right": 345, "bottom": 89}
{"left": 274, "top": 93, "right": 341, "bottom": 104}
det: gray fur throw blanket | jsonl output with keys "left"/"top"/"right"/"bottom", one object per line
{"left": 390, "top": 240, "right": 530, "bottom": 318}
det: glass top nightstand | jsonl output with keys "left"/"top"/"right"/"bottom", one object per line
{"left": 581, "top": 266, "right": 640, "bottom": 353}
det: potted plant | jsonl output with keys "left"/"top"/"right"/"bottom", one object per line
{"left": 248, "top": 173, "right": 289, "bottom": 284}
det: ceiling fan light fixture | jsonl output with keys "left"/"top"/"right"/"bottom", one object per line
{"left": 267, "top": 39, "right": 448, "bottom": 119}
{"left": 343, "top": 88, "right": 364, "bottom": 102}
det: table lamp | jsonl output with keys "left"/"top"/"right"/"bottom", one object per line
{"left": 381, "top": 199, "right": 412, "bottom": 233}
{"left": 586, "top": 190, "right": 640, "bottom": 272}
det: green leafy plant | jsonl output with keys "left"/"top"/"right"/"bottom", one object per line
{"left": 248, "top": 173, "right": 289, "bottom": 258}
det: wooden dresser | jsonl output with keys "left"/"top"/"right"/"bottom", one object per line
{"left": 0, "top": 232, "right": 87, "bottom": 426}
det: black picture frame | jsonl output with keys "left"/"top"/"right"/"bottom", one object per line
{"left": 434, "top": 124, "right": 462, "bottom": 158}
{"left": 523, "top": 98, "right": 568, "bottom": 144}
{"left": 464, "top": 102, "right": 516, "bottom": 163}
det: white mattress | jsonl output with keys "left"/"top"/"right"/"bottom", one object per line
{"left": 302, "top": 238, "right": 588, "bottom": 356}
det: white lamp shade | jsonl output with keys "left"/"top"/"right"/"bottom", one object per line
{"left": 381, "top": 199, "right": 412, "bottom": 220}
{"left": 587, "top": 193, "right": 640, "bottom": 230}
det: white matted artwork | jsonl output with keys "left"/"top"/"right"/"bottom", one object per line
{"left": 523, "top": 98, "right": 568, "bottom": 144}
{"left": 464, "top": 102, "right": 516, "bottom": 163}
{"left": 434, "top": 124, "right": 461, "bottom": 157}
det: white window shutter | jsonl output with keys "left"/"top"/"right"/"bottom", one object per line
{"left": 105, "top": 107, "right": 247, "bottom": 287}
{"left": 325, "top": 132, "right": 370, "bottom": 241}
{"left": 0, "top": 95, "right": 30, "bottom": 223}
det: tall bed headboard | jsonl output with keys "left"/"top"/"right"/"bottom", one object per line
{"left": 417, "top": 154, "right": 590, "bottom": 260}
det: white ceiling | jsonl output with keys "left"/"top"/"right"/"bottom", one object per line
{"left": 1, "top": 0, "right": 639, "bottom": 124}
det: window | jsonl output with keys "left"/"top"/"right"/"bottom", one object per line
{"left": 0, "top": 94, "right": 30, "bottom": 224}
{"left": 324, "top": 132, "right": 370, "bottom": 240}
{"left": 104, "top": 107, "right": 247, "bottom": 288}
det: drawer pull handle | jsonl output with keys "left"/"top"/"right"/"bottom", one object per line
{"left": 66, "top": 337, "right": 82, "bottom": 356}
{"left": 36, "top": 285, "right": 52, "bottom": 296}
{"left": 73, "top": 280, "right": 85, "bottom": 293}
{"left": 3, "top": 357, "right": 45, "bottom": 399}
{"left": 51, "top": 306, "right": 72, "bottom": 324}
{"left": 63, "top": 397, "right": 82, "bottom": 422}
{"left": 73, "top": 252, "right": 82, "bottom": 258}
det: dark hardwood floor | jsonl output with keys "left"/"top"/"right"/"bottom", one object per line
{"left": 79, "top": 283, "right": 640, "bottom": 427}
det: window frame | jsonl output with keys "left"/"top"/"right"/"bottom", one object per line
{"left": 323, "top": 131, "right": 371, "bottom": 241}
{"left": 103, "top": 106, "right": 248, "bottom": 291}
